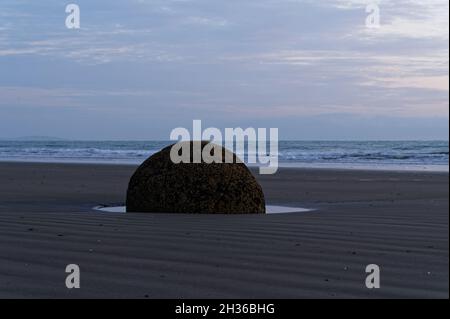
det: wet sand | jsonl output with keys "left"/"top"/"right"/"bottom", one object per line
{"left": 0, "top": 162, "right": 448, "bottom": 298}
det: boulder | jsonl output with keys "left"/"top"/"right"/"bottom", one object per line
{"left": 126, "top": 141, "right": 265, "bottom": 214}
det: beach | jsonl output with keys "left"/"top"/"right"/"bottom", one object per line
{"left": 0, "top": 162, "right": 448, "bottom": 298}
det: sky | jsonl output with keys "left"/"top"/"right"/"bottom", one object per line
{"left": 0, "top": 0, "right": 448, "bottom": 140}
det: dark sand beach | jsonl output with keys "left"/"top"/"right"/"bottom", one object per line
{"left": 0, "top": 162, "right": 448, "bottom": 298}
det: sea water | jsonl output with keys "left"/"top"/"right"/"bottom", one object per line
{"left": 0, "top": 140, "right": 448, "bottom": 171}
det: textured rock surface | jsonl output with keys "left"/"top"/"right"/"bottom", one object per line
{"left": 126, "top": 141, "right": 266, "bottom": 214}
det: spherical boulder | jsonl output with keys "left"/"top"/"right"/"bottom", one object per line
{"left": 126, "top": 141, "right": 265, "bottom": 214}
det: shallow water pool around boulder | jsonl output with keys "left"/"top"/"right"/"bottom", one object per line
{"left": 94, "top": 205, "right": 313, "bottom": 214}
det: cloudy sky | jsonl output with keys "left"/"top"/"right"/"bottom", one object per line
{"left": 0, "top": 0, "right": 448, "bottom": 140}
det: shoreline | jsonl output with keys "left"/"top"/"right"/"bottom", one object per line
{"left": 0, "top": 159, "right": 448, "bottom": 173}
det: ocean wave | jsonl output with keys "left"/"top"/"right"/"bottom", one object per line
{"left": 0, "top": 140, "right": 448, "bottom": 166}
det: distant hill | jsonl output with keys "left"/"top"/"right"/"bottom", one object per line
{"left": 0, "top": 136, "right": 67, "bottom": 141}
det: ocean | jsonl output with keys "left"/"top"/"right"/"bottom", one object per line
{"left": 0, "top": 140, "right": 448, "bottom": 171}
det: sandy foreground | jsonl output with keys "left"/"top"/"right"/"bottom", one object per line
{"left": 0, "top": 162, "right": 448, "bottom": 298}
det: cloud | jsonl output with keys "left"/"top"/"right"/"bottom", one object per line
{"left": 183, "top": 16, "right": 230, "bottom": 27}
{"left": 335, "top": 0, "right": 449, "bottom": 40}
{"left": 0, "top": 0, "right": 448, "bottom": 127}
{"left": 0, "top": 86, "right": 207, "bottom": 110}
{"left": 224, "top": 49, "right": 448, "bottom": 90}
{"left": 363, "top": 75, "right": 449, "bottom": 92}
{"left": 0, "top": 26, "right": 187, "bottom": 64}
{"left": 0, "top": 87, "right": 85, "bottom": 108}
